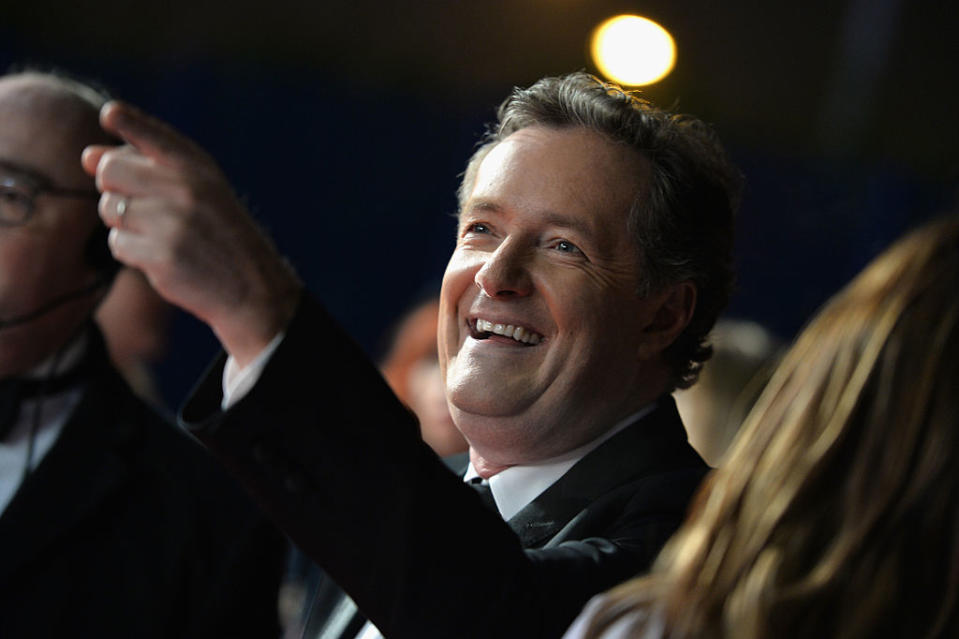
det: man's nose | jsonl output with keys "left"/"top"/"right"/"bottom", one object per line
{"left": 474, "top": 240, "right": 533, "bottom": 298}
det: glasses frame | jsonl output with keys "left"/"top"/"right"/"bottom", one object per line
{"left": 0, "top": 169, "right": 100, "bottom": 227}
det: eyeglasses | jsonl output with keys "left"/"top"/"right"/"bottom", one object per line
{"left": 0, "top": 173, "right": 99, "bottom": 227}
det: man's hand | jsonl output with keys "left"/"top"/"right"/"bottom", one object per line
{"left": 81, "top": 101, "right": 301, "bottom": 367}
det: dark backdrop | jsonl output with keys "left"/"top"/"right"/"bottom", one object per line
{"left": 2, "top": 1, "right": 956, "bottom": 407}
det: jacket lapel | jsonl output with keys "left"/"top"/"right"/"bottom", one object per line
{"left": 506, "top": 396, "right": 699, "bottom": 547}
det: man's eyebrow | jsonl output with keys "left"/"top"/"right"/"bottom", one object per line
{"left": 462, "top": 198, "right": 502, "bottom": 215}
{"left": 0, "top": 159, "right": 50, "bottom": 186}
{"left": 538, "top": 211, "right": 595, "bottom": 238}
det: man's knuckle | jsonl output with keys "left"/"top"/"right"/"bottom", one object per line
{"left": 96, "top": 153, "right": 119, "bottom": 183}
{"left": 168, "top": 184, "right": 196, "bottom": 210}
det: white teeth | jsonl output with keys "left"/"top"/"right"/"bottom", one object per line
{"left": 474, "top": 318, "right": 543, "bottom": 345}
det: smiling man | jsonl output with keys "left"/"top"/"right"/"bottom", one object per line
{"left": 82, "top": 72, "right": 741, "bottom": 638}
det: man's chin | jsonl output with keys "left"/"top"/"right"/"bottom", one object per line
{"left": 446, "top": 388, "right": 534, "bottom": 422}
{"left": 454, "top": 409, "right": 563, "bottom": 465}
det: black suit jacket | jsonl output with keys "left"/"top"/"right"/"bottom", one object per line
{"left": 0, "top": 329, "right": 286, "bottom": 638}
{"left": 183, "top": 295, "right": 707, "bottom": 638}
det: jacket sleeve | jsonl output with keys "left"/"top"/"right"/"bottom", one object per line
{"left": 181, "top": 293, "right": 699, "bottom": 639}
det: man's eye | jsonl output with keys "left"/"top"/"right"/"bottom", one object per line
{"left": 554, "top": 240, "right": 582, "bottom": 254}
{"left": 465, "top": 222, "right": 490, "bottom": 235}
{"left": 0, "top": 187, "right": 29, "bottom": 204}
{"left": 0, "top": 186, "right": 31, "bottom": 212}
{"left": 0, "top": 187, "right": 32, "bottom": 225}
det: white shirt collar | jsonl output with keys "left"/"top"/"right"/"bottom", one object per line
{"left": 463, "top": 402, "right": 656, "bottom": 521}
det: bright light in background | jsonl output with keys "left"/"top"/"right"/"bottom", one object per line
{"left": 590, "top": 15, "right": 676, "bottom": 86}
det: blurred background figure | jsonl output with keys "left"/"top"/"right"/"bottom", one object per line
{"left": 675, "top": 319, "right": 782, "bottom": 466}
{"left": 380, "top": 296, "right": 467, "bottom": 457}
{"left": 95, "top": 266, "right": 173, "bottom": 406}
{"left": 567, "top": 213, "right": 959, "bottom": 639}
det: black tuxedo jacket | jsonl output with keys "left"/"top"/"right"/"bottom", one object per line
{"left": 0, "top": 329, "right": 286, "bottom": 638}
{"left": 183, "top": 295, "right": 708, "bottom": 638}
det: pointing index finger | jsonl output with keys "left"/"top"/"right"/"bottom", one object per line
{"left": 99, "top": 101, "right": 205, "bottom": 167}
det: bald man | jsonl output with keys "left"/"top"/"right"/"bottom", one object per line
{"left": 0, "top": 71, "right": 285, "bottom": 638}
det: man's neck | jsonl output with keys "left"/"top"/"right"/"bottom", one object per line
{"left": 468, "top": 449, "right": 510, "bottom": 479}
{"left": 463, "top": 402, "right": 660, "bottom": 520}
{"left": 467, "top": 401, "right": 659, "bottom": 479}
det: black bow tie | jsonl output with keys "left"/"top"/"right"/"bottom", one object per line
{"left": 0, "top": 364, "right": 89, "bottom": 442}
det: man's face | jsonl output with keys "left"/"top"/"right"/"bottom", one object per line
{"left": 0, "top": 78, "right": 101, "bottom": 376}
{"left": 439, "top": 126, "right": 668, "bottom": 465}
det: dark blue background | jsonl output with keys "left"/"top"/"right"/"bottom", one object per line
{"left": 1, "top": 33, "right": 953, "bottom": 409}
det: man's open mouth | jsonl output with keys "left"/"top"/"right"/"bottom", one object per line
{"left": 469, "top": 318, "right": 543, "bottom": 345}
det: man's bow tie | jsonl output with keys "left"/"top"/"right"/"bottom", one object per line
{"left": 0, "top": 364, "right": 89, "bottom": 441}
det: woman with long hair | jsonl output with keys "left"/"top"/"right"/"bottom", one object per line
{"left": 566, "top": 215, "right": 959, "bottom": 639}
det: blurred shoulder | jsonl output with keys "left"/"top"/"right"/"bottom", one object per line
{"left": 562, "top": 594, "right": 664, "bottom": 639}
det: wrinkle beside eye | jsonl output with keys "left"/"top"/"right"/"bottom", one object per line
{"left": 577, "top": 255, "right": 640, "bottom": 290}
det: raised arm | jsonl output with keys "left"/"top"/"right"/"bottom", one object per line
{"left": 81, "top": 101, "right": 301, "bottom": 367}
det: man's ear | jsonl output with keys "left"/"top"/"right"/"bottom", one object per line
{"left": 636, "top": 281, "right": 697, "bottom": 360}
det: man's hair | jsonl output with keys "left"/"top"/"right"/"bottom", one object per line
{"left": 458, "top": 72, "right": 742, "bottom": 390}
{"left": 4, "top": 65, "right": 114, "bottom": 111}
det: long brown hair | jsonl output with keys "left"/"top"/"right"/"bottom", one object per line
{"left": 584, "top": 215, "right": 959, "bottom": 638}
